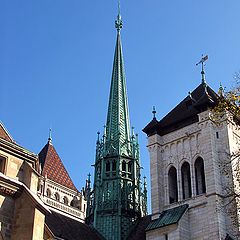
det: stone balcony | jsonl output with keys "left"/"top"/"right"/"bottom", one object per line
{"left": 44, "top": 197, "right": 85, "bottom": 221}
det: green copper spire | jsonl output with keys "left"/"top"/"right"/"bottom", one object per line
{"left": 105, "top": 5, "right": 131, "bottom": 156}
{"left": 86, "top": 3, "right": 147, "bottom": 240}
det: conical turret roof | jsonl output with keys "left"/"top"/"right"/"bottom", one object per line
{"left": 39, "top": 140, "right": 77, "bottom": 191}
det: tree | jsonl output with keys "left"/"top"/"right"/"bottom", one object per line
{"left": 210, "top": 73, "right": 240, "bottom": 238}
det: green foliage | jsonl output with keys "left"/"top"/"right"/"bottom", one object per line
{"left": 214, "top": 75, "right": 240, "bottom": 118}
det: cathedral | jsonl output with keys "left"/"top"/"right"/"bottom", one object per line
{"left": 0, "top": 3, "right": 240, "bottom": 240}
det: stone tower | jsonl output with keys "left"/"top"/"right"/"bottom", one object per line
{"left": 143, "top": 65, "right": 239, "bottom": 239}
{"left": 86, "top": 4, "right": 147, "bottom": 240}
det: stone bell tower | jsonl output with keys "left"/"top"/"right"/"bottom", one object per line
{"left": 143, "top": 59, "right": 239, "bottom": 239}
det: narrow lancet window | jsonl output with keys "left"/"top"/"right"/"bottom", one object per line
{"left": 106, "top": 161, "right": 110, "bottom": 172}
{"left": 195, "top": 157, "right": 206, "bottom": 195}
{"left": 181, "top": 162, "right": 192, "bottom": 199}
{"left": 112, "top": 160, "right": 116, "bottom": 171}
{"left": 168, "top": 166, "right": 178, "bottom": 203}
{"left": 54, "top": 192, "right": 60, "bottom": 201}
{"left": 122, "top": 161, "right": 126, "bottom": 171}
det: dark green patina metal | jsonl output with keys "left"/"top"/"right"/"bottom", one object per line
{"left": 145, "top": 204, "right": 189, "bottom": 232}
{"left": 86, "top": 3, "right": 147, "bottom": 240}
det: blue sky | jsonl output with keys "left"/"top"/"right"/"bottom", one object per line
{"left": 1, "top": 1, "right": 240, "bottom": 211}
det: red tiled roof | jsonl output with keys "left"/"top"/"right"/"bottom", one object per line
{"left": 0, "top": 122, "right": 13, "bottom": 142}
{"left": 39, "top": 141, "right": 77, "bottom": 191}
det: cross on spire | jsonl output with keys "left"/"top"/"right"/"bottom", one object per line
{"left": 196, "top": 54, "right": 208, "bottom": 85}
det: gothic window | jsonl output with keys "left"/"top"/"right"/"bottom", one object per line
{"left": 63, "top": 196, "right": 69, "bottom": 205}
{"left": 106, "top": 161, "right": 110, "bottom": 172}
{"left": 46, "top": 188, "right": 51, "bottom": 198}
{"left": 112, "top": 160, "right": 116, "bottom": 171}
{"left": 181, "top": 162, "right": 192, "bottom": 199}
{"left": 168, "top": 166, "right": 178, "bottom": 204}
{"left": 54, "top": 192, "right": 60, "bottom": 201}
{"left": 128, "top": 162, "right": 132, "bottom": 172}
{"left": 122, "top": 161, "right": 126, "bottom": 171}
{"left": 195, "top": 157, "right": 206, "bottom": 195}
{"left": 0, "top": 156, "right": 6, "bottom": 173}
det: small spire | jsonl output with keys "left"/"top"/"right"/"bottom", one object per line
{"left": 48, "top": 128, "right": 52, "bottom": 143}
{"left": 97, "top": 131, "right": 100, "bottom": 143}
{"left": 85, "top": 173, "right": 91, "bottom": 192}
{"left": 152, "top": 106, "right": 156, "bottom": 119}
{"left": 115, "top": 0, "right": 123, "bottom": 31}
{"left": 196, "top": 54, "right": 208, "bottom": 85}
{"left": 131, "top": 127, "right": 135, "bottom": 138}
{"left": 88, "top": 173, "right": 91, "bottom": 182}
{"left": 218, "top": 82, "right": 224, "bottom": 97}
{"left": 143, "top": 176, "right": 147, "bottom": 187}
{"left": 136, "top": 133, "right": 139, "bottom": 144}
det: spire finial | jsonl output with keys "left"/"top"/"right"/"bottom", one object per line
{"left": 152, "top": 106, "right": 156, "bottom": 119}
{"left": 218, "top": 82, "right": 224, "bottom": 97}
{"left": 48, "top": 128, "right": 52, "bottom": 143}
{"left": 196, "top": 54, "right": 208, "bottom": 85}
{"left": 115, "top": 0, "right": 123, "bottom": 31}
{"left": 88, "top": 173, "right": 91, "bottom": 182}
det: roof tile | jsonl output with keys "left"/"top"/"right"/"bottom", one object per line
{"left": 145, "top": 204, "right": 188, "bottom": 231}
{"left": 39, "top": 141, "right": 77, "bottom": 191}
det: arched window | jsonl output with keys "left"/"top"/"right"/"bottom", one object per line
{"left": 54, "top": 192, "right": 60, "bottom": 201}
{"left": 63, "top": 196, "right": 69, "bottom": 205}
{"left": 112, "top": 161, "right": 116, "bottom": 171}
{"left": 122, "top": 161, "right": 126, "bottom": 171}
{"left": 128, "top": 162, "right": 132, "bottom": 172}
{"left": 181, "top": 162, "right": 192, "bottom": 199}
{"left": 106, "top": 161, "right": 110, "bottom": 172}
{"left": 168, "top": 166, "right": 178, "bottom": 203}
{"left": 46, "top": 188, "right": 51, "bottom": 198}
{"left": 195, "top": 157, "right": 206, "bottom": 195}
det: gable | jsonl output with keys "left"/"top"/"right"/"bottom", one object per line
{"left": 0, "top": 122, "right": 13, "bottom": 142}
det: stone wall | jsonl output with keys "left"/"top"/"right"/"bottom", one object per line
{"left": 0, "top": 195, "right": 15, "bottom": 240}
{"left": 11, "top": 191, "right": 45, "bottom": 240}
{"left": 147, "top": 110, "right": 239, "bottom": 239}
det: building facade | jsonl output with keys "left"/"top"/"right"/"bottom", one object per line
{"left": 37, "top": 136, "right": 86, "bottom": 222}
{"left": 0, "top": 123, "right": 103, "bottom": 240}
{"left": 143, "top": 75, "right": 240, "bottom": 239}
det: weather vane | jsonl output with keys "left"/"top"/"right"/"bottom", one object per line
{"left": 152, "top": 106, "right": 156, "bottom": 119}
{"left": 196, "top": 54, "right": 208, "bottom": 85}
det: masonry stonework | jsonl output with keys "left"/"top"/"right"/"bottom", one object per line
{"left": 145, "top": 93, "right": 240, "bottom": 239}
